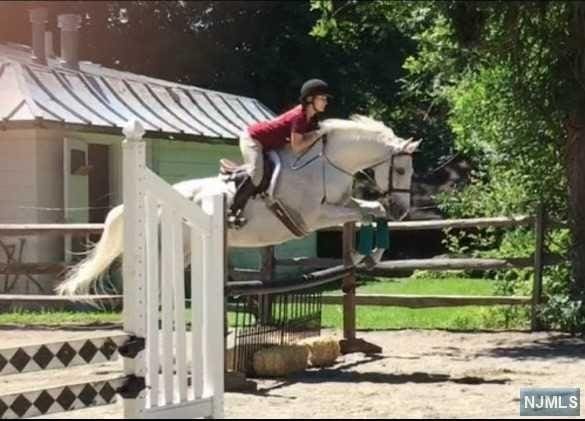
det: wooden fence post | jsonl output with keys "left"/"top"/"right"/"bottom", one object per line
{"left": 531, "top": 202, "right": 545, "bottom": 331}
{"left": 342, "top": 223, "right": 357, "bottom": 342}
{"left": 340, "top": 222, "right": 382, "bottom": 355}
{"left": 260, "top": 246, "right": 275, "bottom": 324}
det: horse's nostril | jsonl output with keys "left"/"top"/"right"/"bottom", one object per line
{"left": 388, "top": 202, "right": 409, "bottom": 221}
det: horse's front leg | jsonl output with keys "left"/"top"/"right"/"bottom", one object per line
{"left": 314, "top": 203, "right": 363, "bottom": 228}
{"left": 314, "top": 199, "right": 386, "bottom": 228}
{"left": 314, "top": 201, "right": 387, "bottom": 268}
{"left": 350, "top": 198, "right": 387, "bottom": 222}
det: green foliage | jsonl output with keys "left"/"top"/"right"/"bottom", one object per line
{"left": 440, "top": 64, "right": 567, "bottom": 218}
{"left": 354, "top": 1, "right": 583, "bottom": 332}
{"left": 322, "top": 276, "right": 527, "bottom": 330}
{"left": 540, "top": 291, "right": 585, "bottom": 333}
{"left": 310, "top": 0, "right": 456, "bottom": 172}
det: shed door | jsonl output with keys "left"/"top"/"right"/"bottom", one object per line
{"left": 64, "top": 138, "right": 89, "bottom": 261}
{"left": 88, "top": 144, "right": 110, "bottom": 223}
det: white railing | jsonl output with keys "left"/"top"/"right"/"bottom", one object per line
{"left": 122, "top": 120, "right": 225, "bottom": 419}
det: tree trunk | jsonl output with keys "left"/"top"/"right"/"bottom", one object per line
{"left": 565, "top": 109, "right": 585, "bottom": 300}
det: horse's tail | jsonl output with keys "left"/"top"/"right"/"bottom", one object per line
{"left": 56, "top": 205, "right": 125, "bottom": 296}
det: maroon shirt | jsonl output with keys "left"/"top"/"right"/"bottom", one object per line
{"left": 248, "top": 105, "right": 317, "bottom": 150}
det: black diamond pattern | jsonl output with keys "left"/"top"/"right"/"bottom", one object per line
{"left": 0, "top": 353, "right": 7, "bottom": 373}
{"left": 99, "top": 382, "right": 117, "bottom": 402}
{"left": 56, "top": 387, "right": 76, "bottom": 410}
{"left": 0, "top": 380, "right": 122, "bottom": 419}
{"left": 11, "top": 395, "right": 32, "bottom": 417}
{"left": 79, "top": 340, "right": 99, "bottom": 363}
{"left": 0, "top": 398, "right": 9, "bottom": 418}
{"left": 56, "top": 342, "right": 76, "bottom": 366}
{"left": 33, "top": 345, "right": 55, "bottom": 369}
{"left": 34, "top": 391, "right": 55, "bottom": 414}
{"left": 79, "top": 384, "right": 98, "bottom": 406}
{"left": 10, "top": 348, "right": 31, "bottom": 373}
{"left": 0, "top": 338, "right": 128, "bottom": 418}
{"left": 2, "top": 337, "right": 125, "bottom": 376}
{"left": 100, "top": 339, "right": 118, "bottom": 359}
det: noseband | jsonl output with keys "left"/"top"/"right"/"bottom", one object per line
{"left": 358, "top": 152, "right": 412, "bottom": 197}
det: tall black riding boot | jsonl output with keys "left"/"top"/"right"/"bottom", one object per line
{"left": 228, "top": 176, "right": 257, "bottom": 229}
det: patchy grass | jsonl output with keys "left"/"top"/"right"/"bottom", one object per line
{"left": 0, "top": 309, "right": 121, "bottom": 327}
{"left": 322, "top": 276, "right": 529, "bottom": 330}
{"left": 0, "top": 277, "right": 529, "bottom": 330}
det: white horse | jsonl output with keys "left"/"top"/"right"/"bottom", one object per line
{"left": 56, "top": 115, "right": 420, "bottom": 296}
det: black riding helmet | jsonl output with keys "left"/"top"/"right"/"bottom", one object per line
{"left": 299, "top": 79, "right": 333, "bottom": 104}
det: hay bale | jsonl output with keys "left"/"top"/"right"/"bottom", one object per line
{"left": 300, "top": 337, "right": 341, "bottom": 367}
{"left": 253, "top": 345, "right": 309, "bottom": 377}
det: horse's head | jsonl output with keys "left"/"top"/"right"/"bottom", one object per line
{"left": 370, "top": 137, "right": 421, "bottom": 220}
{"left": 320, "top": 115, "right": 421, "bottom": 220}
{"left": 346, "top": 116, "right": 420, "bottom": 220}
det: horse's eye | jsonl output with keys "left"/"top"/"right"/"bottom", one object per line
{"left": 396, "top": 167, "right": 405, "bottom": 176}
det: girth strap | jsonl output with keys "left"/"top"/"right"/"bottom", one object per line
{"left": 265, "top": 198, "right": 308, "bottom": 238}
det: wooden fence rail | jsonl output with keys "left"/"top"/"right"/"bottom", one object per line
{"left": 0, "top": 263, "right": 67, "bottom": 275}
{"left": 0, "top": 224, "right": 104, "bottom": 236}
{"left": 358, "top": 255, "right": 564, "bottom": 275}
{"left": 323, "top": 216, "right": 534, "bottom": 232}
{"left": 321, "top": 294, "right": 533, "bottom": 308}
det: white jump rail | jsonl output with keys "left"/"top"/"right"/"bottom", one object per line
{"left": 122, "top": 120, "right": 225, "bottom": 419}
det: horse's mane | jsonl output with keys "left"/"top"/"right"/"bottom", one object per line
{"left": 320, "top": 115, "right": 398, "bottom": 145}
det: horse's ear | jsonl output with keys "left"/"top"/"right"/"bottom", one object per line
{"left": 404, "top": 139, "right": 422, "bottom": 154}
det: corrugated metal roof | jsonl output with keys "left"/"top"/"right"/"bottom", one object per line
{"left": 0, "top": 42, "right": 275, "bottom": 140}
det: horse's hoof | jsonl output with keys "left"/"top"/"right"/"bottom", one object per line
{"left": 361, "top": 255, "right": 377, "bottom": 270}
{"left": 227, "top": 215, "right": 247, "bottom": 230}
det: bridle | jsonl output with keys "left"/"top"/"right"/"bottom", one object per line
{"left": 358, "top": 152, "right": 413, "bottom": 197}
{"left": 289, "top": 134, "right": 412, "bottom": 203}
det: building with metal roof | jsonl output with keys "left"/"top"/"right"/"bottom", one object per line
{"left": 0, "top": 41, "right": 274, "bottom": 140}
{"left": 0, "top": 10, "right": 317, "bottom": 295}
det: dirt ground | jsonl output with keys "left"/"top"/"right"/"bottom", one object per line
{"left": 5, "top": 328, "right": 579, "bottom": 419}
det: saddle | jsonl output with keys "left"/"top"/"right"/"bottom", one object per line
{"left": 219, "top": 153, "right": 308, "bottom": 237}
{"left": 219, "top": 154, "right": 275, "bottom": 198}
